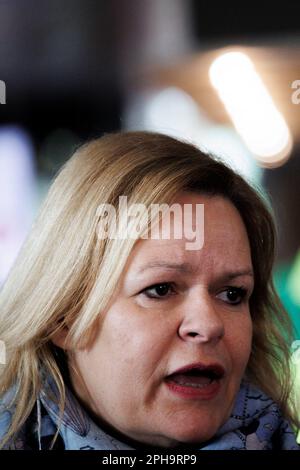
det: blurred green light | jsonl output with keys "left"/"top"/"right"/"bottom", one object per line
{"left": 287, "top": 249, "right": 300, "bottom": 307}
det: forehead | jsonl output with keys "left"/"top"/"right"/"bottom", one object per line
{"left": 126, "top": 193, "right": 252, "bottom": 275}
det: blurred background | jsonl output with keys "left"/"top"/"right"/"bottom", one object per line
{"left": 0, "top": 0, "right": 299, "bottom": 354}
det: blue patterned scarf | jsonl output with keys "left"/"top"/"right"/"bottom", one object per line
{"left": 1, "top": 376, "right": 299, "bottom": 450}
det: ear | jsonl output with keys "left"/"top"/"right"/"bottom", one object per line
{"left": 51, "top": 326, "right": 70, "bottom": 350}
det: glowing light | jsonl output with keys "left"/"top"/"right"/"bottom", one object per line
{"left": 209, "top": 51, "right": 292, "bottom": 167}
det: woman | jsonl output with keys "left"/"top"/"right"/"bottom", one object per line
{"left": 0, "top": 131, "right": 299, "bottom": 450}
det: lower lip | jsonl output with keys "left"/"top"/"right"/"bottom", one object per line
{"left": 165, "top": 379, "right": 222, "bottom": 400}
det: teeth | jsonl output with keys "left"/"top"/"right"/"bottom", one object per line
{"left": 169, "top": 372, "right": 216, "bottom": 387}
{"left": 172, "top": 378, "right": 215, "bottom": 388}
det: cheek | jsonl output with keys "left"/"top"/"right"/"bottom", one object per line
{"left": 226, "top": 314, "right": 253, "bottom": 372}
{"left": 102, "top": 305, "right": 174, "bottom": 366}
{"left": 81, "top": 316, "right": 170, "bottom": 389}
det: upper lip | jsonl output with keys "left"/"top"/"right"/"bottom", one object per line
{"left": 166, "top": 362, "right": 225, "bottom": 380}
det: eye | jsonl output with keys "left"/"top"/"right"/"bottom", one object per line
{"left": 217, "top": 286, "right": 248, "bottom": 305}
{"left": 140, "top": 282, "right": 176, "bottom": 300}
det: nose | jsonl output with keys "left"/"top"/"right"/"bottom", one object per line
{"left": 177, "top": 289, "right": 225, "bottom": 345}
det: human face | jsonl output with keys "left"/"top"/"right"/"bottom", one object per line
{"left": 71, "top": 193, "right": 254, "bottom": 448}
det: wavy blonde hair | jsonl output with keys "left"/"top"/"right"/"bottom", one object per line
{"left": 0, "top": 131, "right": 299, "bottom": 448}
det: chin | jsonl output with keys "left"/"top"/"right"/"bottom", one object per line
{"left": 154, "top": 421, "right": 221, "bottom": 448}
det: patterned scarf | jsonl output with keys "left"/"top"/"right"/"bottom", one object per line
{"left": 1, "top": 375, "right": 299, "bottom": 450}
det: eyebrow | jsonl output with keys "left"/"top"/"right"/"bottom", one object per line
{"left": 137, "top": 261, "right": 254, "bottom": 281}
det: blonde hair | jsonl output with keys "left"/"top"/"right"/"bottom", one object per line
{"left": 0, "top": 131, "right": 299, "bottom": 447}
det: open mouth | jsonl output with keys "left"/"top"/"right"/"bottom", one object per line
{"left": 165, "top": 364, "right": 225, "bottom": 390}
{"left": 166, "top": 369, "right": 219, "bottom": 388}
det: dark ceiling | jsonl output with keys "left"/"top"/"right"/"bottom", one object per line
{"left": 191, "top": 1, "right": 300, "bottom": 41}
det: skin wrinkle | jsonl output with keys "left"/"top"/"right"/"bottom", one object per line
{"left": 136, "top": 262, "right": 253, "bottom": 280}
{"left": 55, "top": 192, "right": 254, "bottom": 448}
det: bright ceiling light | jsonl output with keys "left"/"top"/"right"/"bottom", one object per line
{"left": 209, "top": 51, "right": 292, "bottom": 167}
